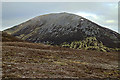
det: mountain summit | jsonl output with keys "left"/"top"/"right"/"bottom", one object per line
{"left": 4, "top": 12, "right": 120, "bottom": 48}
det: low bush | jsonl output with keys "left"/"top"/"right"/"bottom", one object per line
{"left": 61, "top": 37, "right": 119, "bottom": 52}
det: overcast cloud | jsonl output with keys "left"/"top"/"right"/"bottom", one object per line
{"left": 2, "top": 2, "right": 118, "bottom": 32}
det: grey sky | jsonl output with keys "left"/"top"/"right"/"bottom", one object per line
{"left": 2, "top": 2, "right": 118, "bottom": 32}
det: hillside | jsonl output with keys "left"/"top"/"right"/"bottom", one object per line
{"left": 4, "top": 12, "right": 120, "bottom": 48}
{"left": 2, "top": 29, "right": 119, "bottom": 79}
{"left": 2, "top": 42, "right": 119, "bottom": 78}
{"left": 2, "top": 32, "right": 24, "bottom": 42}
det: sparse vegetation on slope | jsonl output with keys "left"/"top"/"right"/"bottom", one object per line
{"left": 61, "top": 37, "right": 120, "bottom": 52}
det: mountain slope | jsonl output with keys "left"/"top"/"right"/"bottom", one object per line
{"left": 1, "top": 32, "right": 24, "bottom": 42}
{"left": 4, "top": 12, "right": 120, "bottom": 48}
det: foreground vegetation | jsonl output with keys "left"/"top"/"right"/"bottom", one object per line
{"left": 61, "top": 37, "right": 120, "bottom": 52}
{"left": 2, "top": 42, "right": 119, "bottom": 79}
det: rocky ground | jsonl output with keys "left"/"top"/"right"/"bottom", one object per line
{"left": 2, "top": 42, "right": 119, "bottom": 79}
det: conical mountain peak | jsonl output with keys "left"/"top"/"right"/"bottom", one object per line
{"left": 4, "top": 12, "right": 120, "bottom": 48}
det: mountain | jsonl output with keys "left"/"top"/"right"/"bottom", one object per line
{"left": 4, "top": 12, "right": 120, "bottom": 48}
{"left": 2, "top": 13, "right": 119, "bottom": 78}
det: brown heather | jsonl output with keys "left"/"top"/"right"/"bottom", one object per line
{"left": 2, "top": 42, "right": 119, "bottom": 78}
